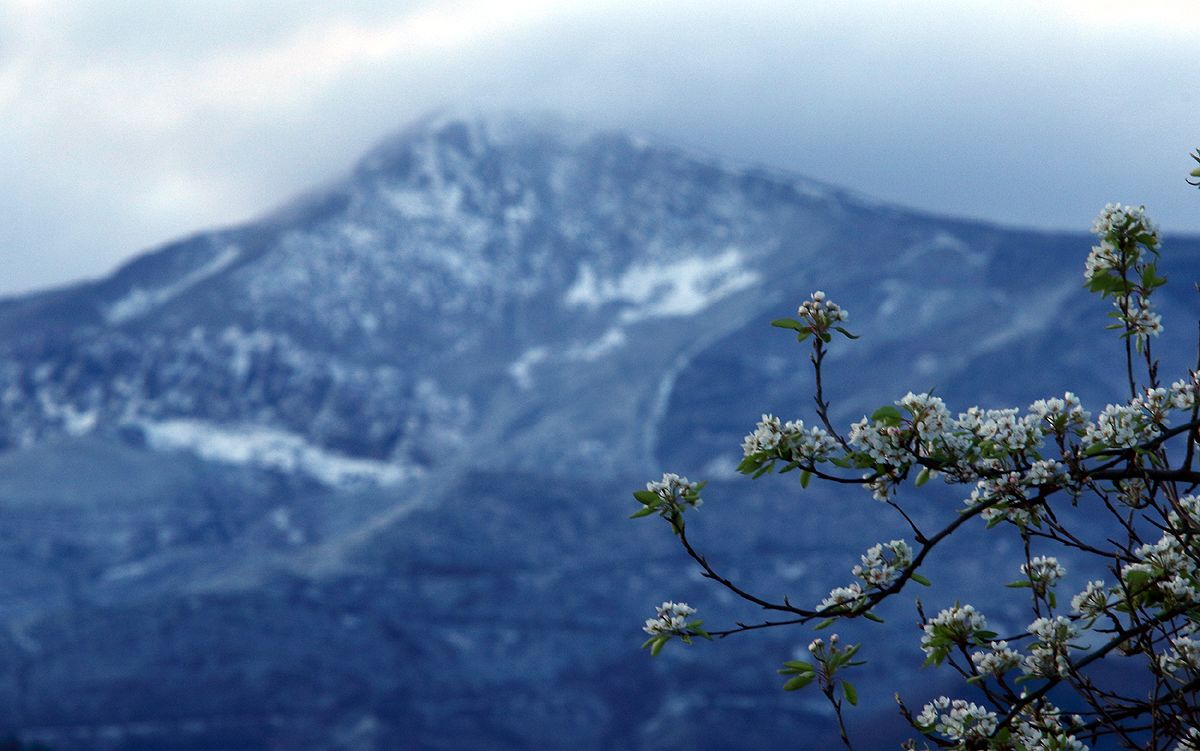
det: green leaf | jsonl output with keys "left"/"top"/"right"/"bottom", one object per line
{"left": 814, "top": 617, "right": 837, "bottom": 630}
{"left": 780, "top": 660, "right": 814, "bottom": 673}
{"left": 914, "top": 467, "right": 931, "bottom": 487}
{"left": 783, "top": 673, "right": 815, "bottom": 691}
{"left": 799, "top": 470, "right": 812, "bottom": 488}
{"left": 1006, "top": 580, "right": 1032, "bottom": 588}
{"left": 796, "top": 330, "right": 811, "bottom": 342}
{"left": 649, "top": 637, "right": 667, "bottom": 657}
{"left": 737, "top": 456, "right": 761, "bottom": 473}
{"left": 911, "top": 573, "right": 932, "bottom": 587}
{"left": 863, "top": 612, "right": 885, "bottom": 624}
{"left": 771, "top": 318, "right": 805, "bottom": 331}
{"left": 870, "top": 406, "right": 904, "bottom": 426}
{"left": 633, "top": 490, "right": 659, "bottom": 505}
{"left": 628, "top": 506, "right": 657, "bottom": 519}
{"left": 841, "top": 680, "right": 858, "bottom": 706}
{"left": 834, "top": 326, "right": 860, "bottom": 340}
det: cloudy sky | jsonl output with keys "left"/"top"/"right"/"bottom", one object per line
{"left": 2, "top": 0, "right": 1198, "bottom": 296}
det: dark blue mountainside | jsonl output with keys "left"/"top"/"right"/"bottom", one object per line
{"left": 0, "top": 113, "right": 1197, "bottom": 750}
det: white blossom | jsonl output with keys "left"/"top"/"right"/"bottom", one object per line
{"left": 645, "top": 472, "right": 702, "bottom": 510}
{"left": 1083, "top": 402, "right": 1157, "bottom": 450}
{"left": 742, "top": 414, "right": 840, "bottom": 461}
{"left": 1023, "top": 616, "right": 1079, "bottom": 678}
{"left": 1090, "top": 202, "right": 1159, "bottom": 248}
{"left": 797, "top": 290, "right": 849, "bottom": 333}
{"left": 1070, "top": 580, "right": 1110, "bottom": 620}
{"left": 1025, "top": 459, "right": 1068, "bottom": 488}
{"left": 1116, "top": 294, "right": 1164, "bottom": 340}
{"left": 922, "top": 604, "right": 988, "bottom": 661}
{"left": 1158, "top": 636, "right": 1200, "bottom": 677}
{"left": 915, "top": 696, "right": 998, "bottom": 743}
{"left": 817, "top": 582, "right": 865, "bottom": 613}
{"left": 852, "top": 539, "right": 912, "bottom": 589}
{"left": 971, "top": 641, "right": 1021, "bottom": 676}
{"left": 955, "top": 406, "right": 1044, "bottom": 454}
{"left": 643, "top": 601, "right": 696, "bottom": 636}
{"left": 1170, "top": 376, "right": 1200, "bottom": 411}
{"left": 1022, "top": 556, "right": 1066, "bottom": 595}
{"left": 1029, "top": 393, "right": 1090, "bottom": 434}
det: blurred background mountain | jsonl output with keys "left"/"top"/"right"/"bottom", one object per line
{"left": 0, "top": 112, "right": 1196, "bottom": 749}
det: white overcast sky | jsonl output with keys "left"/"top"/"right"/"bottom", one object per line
{"left": 2, "top": 0, "right": 1198, "bottom": 296}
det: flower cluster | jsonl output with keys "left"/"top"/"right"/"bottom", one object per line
{"left": 957, "top": 406, "right": 1044, "bottom": 454}
{"left": 1023, "top": 616, "right": 1079, "bottom": 678}
{"left": 1013, "top": 720, "right": 1089, "bottom": 751}
{"left": 816, "top": 583, "right": 866, "bottom": 614}
{"left": 1158, "top": 635, "right": 1200, "bottom": 677}
{"left": 740, "top": 414, "right": 839, "bottom": 461}
{"left": 1022, "top": 556, "right": 1066, "bottom": 596}
{"left": 966, "top": 471, "right": 1041, "bottom": 527}
{"left": 643, "top": 601, "right": 696, "bottom": 636}
{"left": 922, "top": 604, "right": 991, "bottom": 664}
{"left": 1083, "top": 402, "right": 1158, "bottom": 450}
{"left": 1121, "top": 524, "right": 1200, "bottom": 606}
{"left": 1118, "top": 294, "right": 1164, "bottom": 340}
{"left": 1170, "top": 374, "right": 1200, "bottom": 410}
{"left": 797, "top": 290, "right": 848, "bottom": 334}
{"left": 915, "top": 697, "right": 998, "bottom": 744}
{"left": 1070, "top": 580, "right": 1110, "bottom": 621}
{"left": 1028, "top": 393, "right": 1090, "bottom": 434}
{"left": 1083, "top": 240, "right": 1120, "bottom": 282}
{"left": 1025, "top": 459, "right": 1069, "bottom": 488}
{"left": 852, "top": 539, "right": 912, "bottom": 589}
{"left": 1090, "top": 202, "right": 1159, "bottom": 251}
{"left": 970, "top": 641, "right": 1022, "bottom": 676}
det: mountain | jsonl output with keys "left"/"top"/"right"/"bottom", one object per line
{"left": 0, "top": 112, "right": 1196, "bottom": 750}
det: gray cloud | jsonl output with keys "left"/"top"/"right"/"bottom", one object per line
{"left": 2, "top": 0, "right": 1198, "bottom": 296}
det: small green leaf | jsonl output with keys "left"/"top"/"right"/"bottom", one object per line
{"left": 814, "top": 617, "right": 837, "bottom": 630}
{"left": 834, "top": 326, "right": 860, "bottom": 340}
{"left": 841, "top": 680, "right": 858, "bottom": 706}
{"left": 911, "top": 573, "right": 932, "bottom": 587}
{"left": 629, "top": 506, "right": 656, "bottom": 519}
{"left": 799, "top": 470, "right": 812, "bottom": 488}
{"left": 780, "top": 660, "right": 814, "bottom": 673}
{"left": 783, "top": 673, "right": 816, "bottom": 691}
{"left": 863, "top": 612, "right": 885, "bottom": 624}
{"left": 771, "top": 318, "right": 805, "bottom": 331}
{"left": 914, "top": 467, "right": 931, "bottom": 487}
{"left": 650, "top": 637, "right": 667, "bottom": 657}
{"left": 1006, "top": 580, "right": 1032, "bottom": 589}
{"left": 870, "top": 406, "right": 903, "bottom": 425}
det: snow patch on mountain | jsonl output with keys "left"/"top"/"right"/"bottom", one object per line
{"left": 105, "top": 245, "right": 241, "bottom": 324}
{"left": 564, "top": 248, "right": 759, "bottom": 321}
{"left": 508, "top": 348, "right": 549, "bottom": 390}
{"left": 139, "top": 419, "right": 419, "bottom": 487}
{"left": 565, "top": 327, "right": 627, "bottom": 362}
